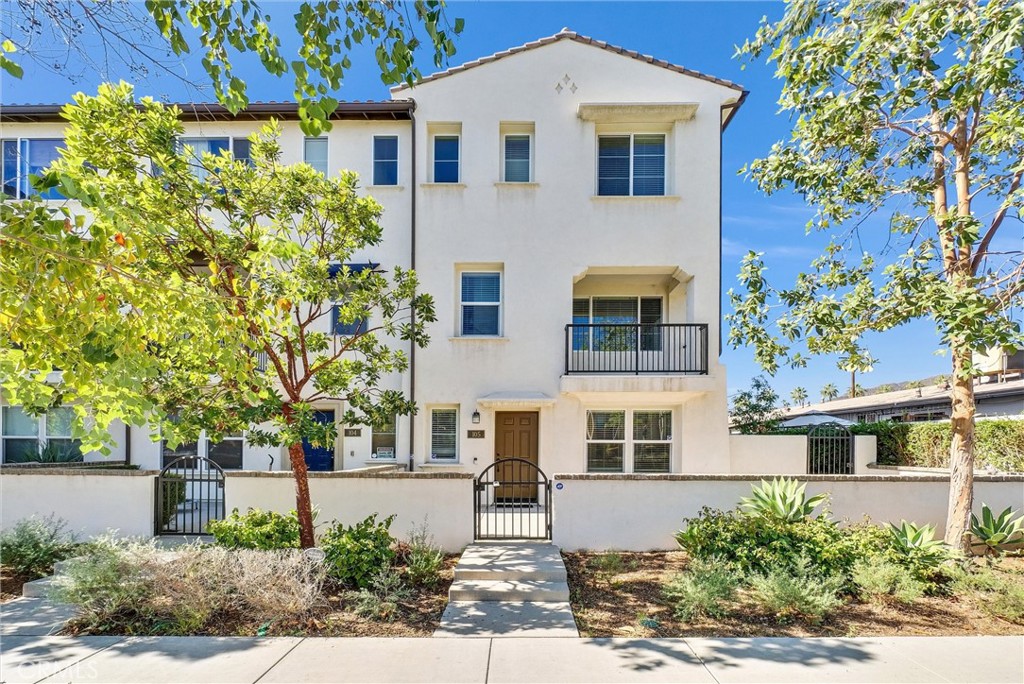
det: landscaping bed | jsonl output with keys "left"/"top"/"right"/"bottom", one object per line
{"left": 1, "top": 567, "right": 29, "bottom": 603}
{"left": 565, "top": 551, "right": 1024, "bottom": 638}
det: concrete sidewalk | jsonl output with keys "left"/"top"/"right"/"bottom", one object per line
{"left": 2, "top": 634, "right": 1021, "bottom": 683}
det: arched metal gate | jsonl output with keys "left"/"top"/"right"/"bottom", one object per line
{"left": 807, "top": 423, "right": 854, "bottom": 474}
{"left": 474, "top": 458, "right": 551, "bottom": 540}
{"left": 155, "top": 456, "right": 225, "bottom": 535}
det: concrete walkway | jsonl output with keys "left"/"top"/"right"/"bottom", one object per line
{"left": 436, "top": 542, "right": 578, "bottom": 637}
{"left": 2, "top": 633, "right": 1021, "bottom": 683}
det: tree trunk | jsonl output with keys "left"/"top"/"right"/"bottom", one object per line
{"left": 286, "top": 441, "right": 317, "bottom": 549}
{"left": 944, "top": 346, "right": 976, "bottom": 551}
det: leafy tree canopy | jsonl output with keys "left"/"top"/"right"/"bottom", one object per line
{"left": 731, "top": 376, "right": 785, "bottom": 434}
{"left": 1, "top": 0, "right": 463, "bottom": 135}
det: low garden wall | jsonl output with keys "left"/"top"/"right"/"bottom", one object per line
{"left": 0, "top": 467, "right": 157, "bottom": 538}
{"left": 729, "top": 434, "right": 876, "bottom": 474}
{"left": 224, "top": 471, "right": 475, "bottom": 552}
{"left": 550, "top": 473, "right": 1024, "bottom": 551}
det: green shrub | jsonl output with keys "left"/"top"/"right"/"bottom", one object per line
{"left": 404, "top": 522, "right": 444, "bottom": 587}
{"left": 207, "top": 508, "right": 300, "bottom": 550}
{"left": 662, "top": 558, "right": 740, "bottom": 620}
{"left": 50, "top": 536, "right": 156, "bottom": 627}
{"left": 969, "top": 504, "right": 1024, "bottom": 556}
{"left": 986, "top": 583, "right": 1024, "bottom": 624}
{"left": 749, "top": 555, "right": 845, "bottom": 623}
{"left": 739, "top": 478, "right": 827, "bottom": 522}
{"left": 321, "top": 513, "right": 396, "bottom": 588}
{"left": 0, "top": 516, "right": 79, "bottom": 578}
{"left": 348, "top": 565, "right": 413, "bottom": 621}
{"left": 853, "top": 420, "right": 1024, "bottom": 472}
{"left": 851, "top": 559, "right": 925, "bottom": 604}
{"left": 887, "top": 521, "right": 951, "bottom": 584}
{"left": 676, "top": 507, "right": 856, "bottom": 578}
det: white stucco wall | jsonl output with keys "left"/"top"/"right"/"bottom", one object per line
{"left": 729, "top": 434, "right": 877, "bottom": 475}
{"left": 223, "top": 471, "right": 474, "bottom": 551}
{"left": 550, "top": 474, "right": 1024, "bottom": 551}
{"left": 0, "top": 469, "right": 156, "bottom": 538}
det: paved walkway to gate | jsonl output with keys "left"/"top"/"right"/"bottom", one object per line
{"left": 2, "top": 629, "right": 1021, "bottom": 683}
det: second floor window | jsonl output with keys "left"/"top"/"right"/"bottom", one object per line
{"left": 373, "top": 136, "right": 399, "bottom": 185}
{"left": 597, "top": 134, "right": 665, "bottom": 196}
{"left": 433, "top": 135, "right": 460, "bottom": 183}
{"left": 178, "top": 137, "right": 229, "bottom": 183}
{"left": 503, "top": 134, "right": 531, "bottom": 182}
{"left": 304, "top": 137, "right": 329, "bottom": 176}
{"left": 460, "top": 272, "right": 501, "bottom": 336}
{"left": 572, "top": 297, "right": 663, "bottom": 351}
{"left": 2, "top": 138, "right": 65, "bottom": 199}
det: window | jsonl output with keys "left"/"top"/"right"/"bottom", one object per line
{"left": 304, "top": 137, "right": 329, "bottom": 176}
{"left": 460, "top": 272, "right": 501, "bottom": 336}
{"left": 632, "top": 411, "right": 672, "bottom": 473}
{"left": 373, "top": 136, "right": 399, "bottom": 185}
{"left": 1, "top": 138, "right": 66, "bottom": 199}
{"left": 232, "top": 138, "right": 253, "bottom": 166}
{"left": 433, "top": 135, "right": 460, "bottom": 183}
{"left": 597, "top": 134, "right": 665, "bottom": 196}
{"left": 1, "top": 406, "right": 82, "bottom": 463}
{"left": 331, "top": 305, "right": 367, "bottom": 335}
{"left": 430, "top": 409, "right": 458, "bottom": 461}
{"left": 178, "top": 137, "right": 230, "bottom": 183}
{"left": 162, "top": 430, "right": 243, "bottom": 470}
{"left": 503, "top": 134, "right": 531, "bottom": 182}
{"left": 572, "top": 297, "right": 663, "bottom": 351}
{"left": 371, "top": 415, "right": 397, "bottom": 459}
{"left": 586, "top": 410, "right": 625, "bottom": 472}
{"left": 585, "top": 409, "right": 672, "bottom": 473}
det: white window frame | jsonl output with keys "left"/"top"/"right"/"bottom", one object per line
{"left": 501, "top": 132, "right": 533, "bottom": 183}
{"left": 2, "top": 137, "right": 66, "bottom": 199}
{"left": 370, "top": 414, "right": 398, "bottom": 459}
{"left": 371, "top": 135, "right": 400, "bottom": 186}
{"left": 431, "top": 133, "right": 461, "bottom": 183}
{"left": 429, "top": 407, "right": 459, "bottom": 462}
{"left": 584, "top": 408, "right": 673, "bottom": 474}
{"left": 303, "top": 136, "right": 330, "bottom": 176}
{"left": 596, "top": 132, "right": 667, "bottom": 196}
{"left": 459, "top": 270, "right": 503, "bottom": 337}
{"left": 161, "top": 429, "right": 244, "bottom": 471}
{"left": 0, "top": 406, "right": 81, "bottom": 463}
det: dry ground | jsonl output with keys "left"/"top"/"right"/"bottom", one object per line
{"left": 564, "top": 551, "right": 1024, "bottom": 638}
{"left": 0, "top": 567, "right": 29, "bottom": 603}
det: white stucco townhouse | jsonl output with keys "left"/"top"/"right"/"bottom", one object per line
{"left": 0, "top": 30, "right": 747, "bottom": 480}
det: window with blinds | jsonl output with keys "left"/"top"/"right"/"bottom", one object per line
{"left": 433, "top": 135, "right": 460, "bottom": 183}
{"left": 574, "top": 297, "right": 663, "bottom": 351}
{"left": 503, "top": 134, "right": 531, "bottom": 182}
{"left": 597, "top": 134, "right": 665, "bottom": 196}
{"left": 461, "top": 272, "right": 501, "bottom": 335}
{"left": 373, "top": 136, "right": 399, "bottom": 185}
{"left": 430, "top": 409, "right": 458, "bottom": 461}
{"left": 632, "top": 410, "right": 671, "bottom": 473}
{"left": 585, "top": 409, "right": 672, "bottom": 473}
{"left": 178, "top": 137, "right": 229, "bottom": 184}
{"left": 586, "top": 410, "right": 626, "bottom": 472}
{"left": 303, "top": 137, "right": 329, "bottom": 176}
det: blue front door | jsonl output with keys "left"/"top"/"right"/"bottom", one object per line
{"left": 301, "top": 410, "right": 335, "bottom": 472}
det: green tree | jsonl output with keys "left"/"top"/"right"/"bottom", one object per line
{"left": 0, "top": 84, "right": 435, "bottom": 547}
{"left": 820, "top": 383, "right": 839, "bottom": 402}
{"left": 790, "top": 386, "right": 808, "bottom": 407}
{"left": 729, "top": 0, "right": 1024, "bottom": 550}
{"left": 731, "top": 376, "right": 784, "bottom": 434}
{"left": 1, "top": 0, "right": 462, "bottom": 135}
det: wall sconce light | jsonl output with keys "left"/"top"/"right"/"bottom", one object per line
{"left": 472, "top": 410, "right": 481, "bottom": 424}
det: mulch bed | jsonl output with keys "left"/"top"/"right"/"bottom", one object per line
{"left": 1, "top": 567, "right": 30, "bottom": 603}
{"left": 564, "top": 551, "right": 1024, "bottom": 638}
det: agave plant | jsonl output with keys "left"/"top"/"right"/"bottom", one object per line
{"left": 970, "top": 504, "right": 1024, "bottom": 556}
{"left": 888, "top": 520, "right": 949, "bottom": 568}
{"left": 739, "top": 478, "right": 827, "bottom": 523}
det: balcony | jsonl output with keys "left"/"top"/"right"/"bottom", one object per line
{"left": 564, "top": 323, "right": 708, "bottom": 375}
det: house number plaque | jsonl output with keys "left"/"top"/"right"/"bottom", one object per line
{"left": 467, "top": 430, "right": 485, "bottom": 439}
{"left": 343, "top": 428, "right": 361, "bottom": 437}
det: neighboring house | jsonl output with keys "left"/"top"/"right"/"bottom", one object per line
{"left": 0, "top": 30, "right": 747, "bottom": 477}
{"left": 785, "top": 378, "right": 1024, "bottom": 424}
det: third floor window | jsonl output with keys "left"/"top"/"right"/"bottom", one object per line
{"left": 373, "top": 136, "right": 399, "bottom": 185}
{"left": 433, "top": 135, "right": 460, "bottom": 183}
{"left": 304, "top": 137, "right": 329, "bottom": 176}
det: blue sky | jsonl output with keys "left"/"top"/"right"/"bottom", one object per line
{"left": 1, "top": 1, "right": 965, "bottom": 403}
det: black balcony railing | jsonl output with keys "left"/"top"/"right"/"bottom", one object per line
{"left": 564, "top": 323, "right": 708, "bottom": 375}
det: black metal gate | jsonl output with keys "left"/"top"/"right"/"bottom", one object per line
{"left": 155, "top": 456, "right": 226, "bottom": 535}
{"left": 474, "top": 458, "right": 551, "bottom": 540}
{"left": 807, "top": 423, "right": 854, "bottom": 474}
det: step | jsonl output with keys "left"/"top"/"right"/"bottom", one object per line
{"left": 448, "top": 578, "right": 570, "bottom": 603}
{"left": 434, "top": 601, "right": 579, "bottom": 637}
{"left": 455, "top": 543, "right": 567, "bottom": 581}
{"left": 21, "top": 576, "right": 57, "bottom": 599}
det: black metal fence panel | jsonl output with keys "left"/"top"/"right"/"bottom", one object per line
{"left": 155, "top": 456, "right": 226, "bottom": 535}
{"left": 474, "top": 458, "right": 551, "bottom": 541}
{"left": 807, "top": 423, "right": 854, "bottom": 474}
{"left": 565, "top": 323, "right": 708, "bottom": 374}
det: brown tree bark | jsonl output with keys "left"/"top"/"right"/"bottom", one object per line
{"left": 944, "top": 346, "right": 976, "bottom": 551}
{"left": 282, "top": 404, "right": 317, "bottom": 549}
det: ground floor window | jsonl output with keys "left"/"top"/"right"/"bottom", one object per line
{"left": 1, "top": 406, "right": 82, "bottom": 463}
{"left": 430, "top": 408, "right": 458, "bottom": 461}
{"left": 371, "top": 414, "right": 397, "bottom": 459}
{"left": 585, "top": 409, "right": 671, "bottom": 473}
{"left": 162, "top": 431, "right": 243, "bottom": 470}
